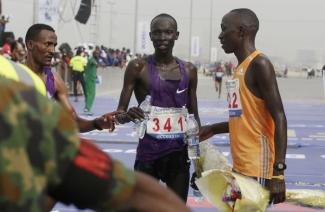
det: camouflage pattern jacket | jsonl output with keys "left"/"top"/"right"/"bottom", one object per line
{"left": 0, "top": 77, "right": 135, "bottom": 211}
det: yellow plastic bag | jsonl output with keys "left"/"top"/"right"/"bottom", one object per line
{"left": 196, "top": 141, "right": 269, "bottom": 211}
{"left": 196, "top": 141, "right": 325, "bottom": 211}
{"left": 196, "top": 169, "right": 270, "bottom": 212}
{"left": 286, "top": 189, "right": 325, "bottom": 209}
{"left": 199, "top": 141, "right": 232, "bottom": 172}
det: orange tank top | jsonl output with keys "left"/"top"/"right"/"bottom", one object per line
{"left": 226, "top": 50, "right": 275, "bottom": 179}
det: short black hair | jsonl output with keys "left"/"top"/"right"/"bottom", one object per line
{"left": 25, "top": 23, "right": 55, "bottom": 43}
{"left": 150, "top": 13, "right": 178, "bottom": 31}
{"left": 10, "top": 40, "right": 18, "bottom": 52}
{"left": 76, "top": 48, "right": 83, "bottom": 55}
{"left": 230, "top": 8, "right": 259, "bottom": 32}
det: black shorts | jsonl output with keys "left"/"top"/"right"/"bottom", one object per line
{"left": 215, "top": 77, "right": 222, "bottom": 82}
{"left": 134, "top": 149, "right": 190, "bottom": 201}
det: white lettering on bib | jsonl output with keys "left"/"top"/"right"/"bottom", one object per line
{"left": 226, "top": 79, "right": 242, "bottom": 117}
{"left": 146, "top": 106, "right": 188, "bottom": 140}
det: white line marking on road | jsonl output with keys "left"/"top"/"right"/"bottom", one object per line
{"left": 316, "top": 138, "right": 325, "bottom": 141}
{"left": 125, "top": 149, "right": 136, "bottom": 154}
{"left": 302, "top": 138, "right": 313, "bottom": 141}
{"left": 286, "top": 154, "right": 305, "bottom": 159}
{"left": 105, "top": 133, "right": 117, "bottom": 136}
{"left": 310, "top": 135, "right": 325, "bottom": 138}
{"left": 315, "top": 125, "right": 324, "bottom": 128}
{"left": 115, "top": 125, "right": 129, "bottom": 129}
{"left": 288, "top": 124, "right": 306, "bottom": 128}
{"left": 213, "top": 135, "right": 228, "bottom": 140}
{"left": 103, "top": 149, "right": 123, "bottom": 153}
{"left": 127, "top": 133, "right": 136, "bottom": 137}
{"left": 288, "top": 137, "right": 298, "bottom": 141}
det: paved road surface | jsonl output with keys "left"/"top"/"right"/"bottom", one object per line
{"left": 53, "top": 68, "right": 325, "bottom": 212}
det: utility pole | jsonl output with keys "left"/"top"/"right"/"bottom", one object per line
{"left": 106, "top": 1, "right": 115, "bottom": 47}
{"left": 133, "top": 0, "right": 138, "bottom": 55}
{"left": 188, "top": 0, "right": 193, "bottom": 61}
{"left": 90, "top": 0, "right": 100, "bottom": 44}
{"left": 33, "top": 0, "right": 39, "bottom": 24}
{"left": 208, "top": 0, "right": 213, "bottom": 63}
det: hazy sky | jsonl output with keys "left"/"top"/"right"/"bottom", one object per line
{"left": 3, "top": 0, "right": 325, "bottom": 66}
{"left": 218, "top": 0, "right": 325, "bottom": 66}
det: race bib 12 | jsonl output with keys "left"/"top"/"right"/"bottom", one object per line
{"left": 226, "top": 79, "right": 242, "bottom": 117}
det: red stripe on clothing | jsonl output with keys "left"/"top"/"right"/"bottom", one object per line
{"left": 73, "top": 138, "right": 113, "bottom": 179}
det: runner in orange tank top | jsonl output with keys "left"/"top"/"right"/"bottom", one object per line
{"left": 199, "top": 8, "right": 287, "bottom": 205}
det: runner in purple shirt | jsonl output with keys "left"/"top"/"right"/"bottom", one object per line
{"left": 115, "top": 13, "right": 200, "bottom": 201}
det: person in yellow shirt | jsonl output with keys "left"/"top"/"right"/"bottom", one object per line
{"left": 200, "top": 8, "right": 287, "bottom": 205}
{"left": 0, "top": 55, "right": 46, "bottom": 96}
{"left": 70, "top": 48, "right": 87, "bottom": 102}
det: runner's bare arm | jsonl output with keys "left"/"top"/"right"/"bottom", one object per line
{"left": 253, "top": 57, "right": 287, "bottom": 166}
{"left": 116, "top": 59, "right": 145, "bottom": 123}
{"left": 187, "top": 62, "right": 201, "bottom": 126}
{"left": 54, "top": 72, "right": 78, "bottom": 118}
{"left": 124, "top": 172, "right": 191, "bottom": 212}
{"left": 253, "top": 56, "right": 287, "bottom": 204}
{"left": 54, "top": 72, "right": 114, "bottom": 132}
{"left": 199, "top": 122, "right": 229, "bottom": 142}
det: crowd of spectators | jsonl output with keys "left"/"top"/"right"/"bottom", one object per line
{"left": 0, "top": 32, "right": 137, "bottom": 91}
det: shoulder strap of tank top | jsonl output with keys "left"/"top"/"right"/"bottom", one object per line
{"left": 242, "top": 50, "right": 262, "bottom": 68}
{"left": 43, "top": 66, "right": 55, "bottom": 98}
{"left": 175, "top": 57, "right": 189, "bottom": 106}
{"left": 175, "top": 57, "right": 189, "bottom": 89}
{"left": 148, "top": 55, "right": 156, "bottom": 96}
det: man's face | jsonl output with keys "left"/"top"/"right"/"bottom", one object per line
{"left": 218, "top": 12, "right": 241, "bottom": 54}
{"left": 149, "top": 17, "right": 179, "bottom": 54}
{"left": 27, "top": 29, "right": 57, "bottom": 67}
{"left": 93, "top": 49, "right": 100, "bottom": 58}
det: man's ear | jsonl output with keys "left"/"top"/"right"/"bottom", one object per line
{"left": 149, "top": 32, "right": 153, "bottom": 41}
{"left": 239, "top": 26, "right": 246, "bottom": 38}
{"left": 175, "top": 31, "right": 179, "bottom": 40}
{"left": 26, "top": 40, "right": 33, "bottom": 51}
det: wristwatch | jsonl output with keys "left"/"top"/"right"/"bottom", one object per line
{"left": 93, "top": 118, "right": 103, "bottom": 131}
{"left": 273, "top": 162, "right": 287, "bottom": 171}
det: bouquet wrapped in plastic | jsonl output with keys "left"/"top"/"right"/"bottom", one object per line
{"left": 196, "top": 141, "right": 325, "bottom": 211}
{"left": 196, "top": 141, "right": 270, "bottom": 212}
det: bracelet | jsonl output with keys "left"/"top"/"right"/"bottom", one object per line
{"left": 271, "top": 175, "right": 285, "bottom": 180}
{"left": 93, "top": 118, "right": 103, "bottom": 130}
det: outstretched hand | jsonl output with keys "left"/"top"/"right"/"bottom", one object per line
{"left": 97, "top": 111, "right": 124, "bottom": 132}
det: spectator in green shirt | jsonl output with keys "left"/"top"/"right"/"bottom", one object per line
{"left": 84, "top": 49, "right": 100, "bottom": 115}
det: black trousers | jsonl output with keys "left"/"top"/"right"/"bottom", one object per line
{"left": 72, "top": 71, "right": 86, "bottom": 97}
